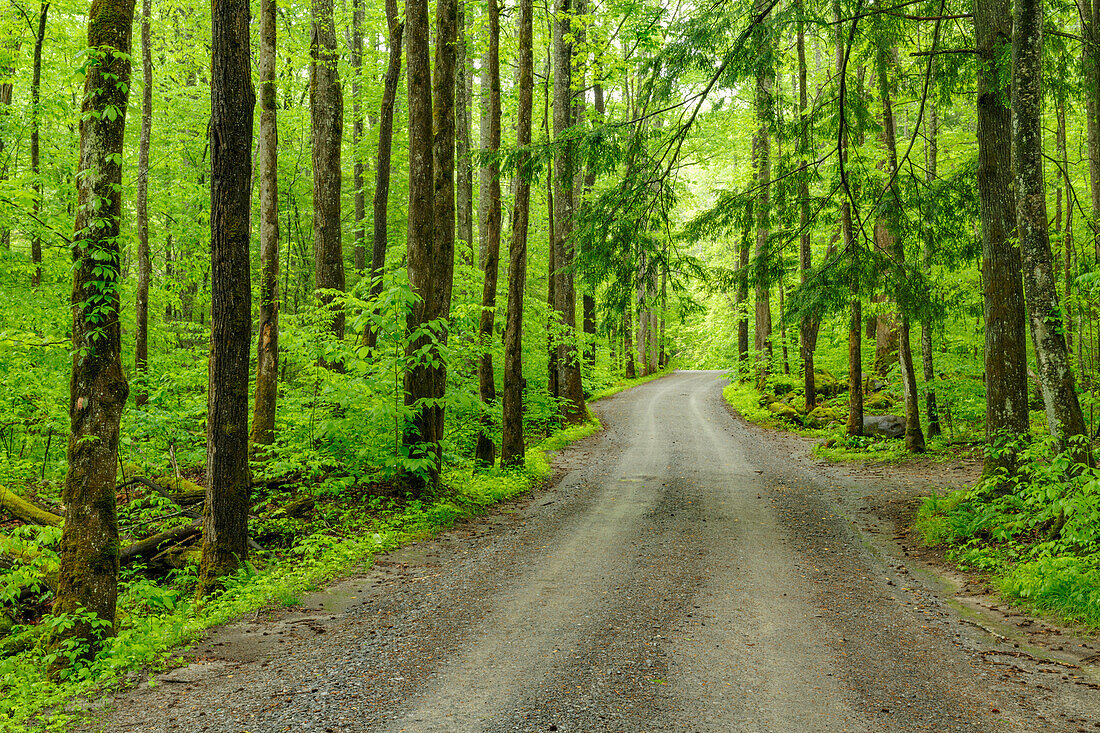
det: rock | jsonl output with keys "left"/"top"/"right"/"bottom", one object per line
{"left": 808, "top": 406, "right": 844, "bottom": 427}
{"left": 813, "top": 368, "right": 843, "bottom": 397}
{"left": 767, "top": 402, "right": 800, "bottom": 421}
{"left": 864, "top": 392, "right": 893, "bottom": 411}
{"left": 863, "top": 414, "right": 905, "bottom": 439}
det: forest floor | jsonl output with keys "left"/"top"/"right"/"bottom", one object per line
{"left": 75, "top": 370, "right": 1100, "bottom": 732}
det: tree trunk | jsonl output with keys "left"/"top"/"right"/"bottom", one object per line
{"left": 456, "top": 0, "right": 474, "bottom": 265}
{"left": 637, "top": 252, "right": 648, "bottom": 375}
{"left": 430, "top": 0, "right": 457, "bottom": 450}
{"left": 624, "top": 310, "right": 636, "bottom": 379}
{"left": 501, "top": 0, "right": 533, "bottom": 468}
{"left": 199, "top": 0, "right": 254, "bottom": 596}
{"left": 29, "top": 4, "right": 48, "bottom": 287}
{"left": 1082, "top": 0, "right": 1100, "bottom": 259}
{"left": 1013, "top": 0, "right": 1091, "bottom": 464}
{"left": 54, "top": 0, "right": 135, "bottom": 654}
{"left": 478, "top": 34, "right": 492, "bottom": 269}
{"left": 797, "top": 4, "right": 818, "bottom": 413}
{"left": 475, "top": 0, "right": 502, "bottom": 467}
{"left": 836, "top": 0, "right": 862, "bottom": 436}
{"left": 921, "top": 100, "right": 941, "bottom": 437}
{"left": 545, "top": 45, "right": 558, "bottom": 401}
{"left": 134, "top": 0, "right": 149, "bottom": 405}
{"left": 311, "top": 0, "right": 346, "bottom": 361}
{"left": 364, "top": 0, "right": 403, "bottom": 350}
{"left": 737, "top": 198, "right": 751, "bottom": 380}
{"left": 250, "top": 0, "right": 279, "bottom": 450}
{"left": 975, "top": 0, "right": 1029, "bottom": 475}
{"left": 0, "top": 66, "right": 10, "bottom": 251}
{"left": 753, "top": 0, "right": 773, "bottom": 388}
{"left": 351, "top": 0, "right": 366, "bottom": 274}
{"left": 876, "top": 39, "right": 924, "bottom": 453}
{"left": 553, "top": 0, "right": 585, "bottom": 423}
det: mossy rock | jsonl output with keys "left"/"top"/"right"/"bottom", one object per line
{"left": 813, "top": 368, "right": 844, "bottom": 397}
{"left": 864, "top": 393, "right": 894, "bottom": 411}
{"left": 808, "top": 405, "right": 845, "bottom": 428}
{"left": 767, "top": 402, "right": 800, "bottom": 421}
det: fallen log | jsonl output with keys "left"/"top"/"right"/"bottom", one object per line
{"left": 119, "top": 523, "right": 202, "bottom": 566}
{"left": 0, "top": 486, "right": 61, "bottom": 527}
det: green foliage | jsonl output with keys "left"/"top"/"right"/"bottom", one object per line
{"left": 917, "top": 437, "right": 1100, "bottom": 626}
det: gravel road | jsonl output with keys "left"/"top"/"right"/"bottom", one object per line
{"left": 84, "top": 370, "right": 1100, "bottom": 732}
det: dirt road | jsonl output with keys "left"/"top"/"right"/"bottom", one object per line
{"left": 88, "top": 370, "right": 1100, "bottom": 732}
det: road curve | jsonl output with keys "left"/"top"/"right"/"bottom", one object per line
{"left": 90, "top": 370, "right": 1098, "bottom": 733}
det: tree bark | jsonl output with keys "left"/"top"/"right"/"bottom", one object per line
{"left": 475, "top": 0, "right": 502, "bottom": 467}
{"left": 737, "top": 198, "right": 751, "bottom": 379}
{"left": 311, "top": 0, "right": 346, "bottom": 360}
{"left": 975, "top": 0, "right": 1029, "bottom": 475}
{"left": 478, "top": 32, "right": 492, "bottom": 269}
{"left": 553, "top": 0, "right": 586, "bottom": 423}
{"left": 430, "top": 0, "right": 457, "bottom": 449}
{"left": 501, "top": 0, "right": 533, "bottom": 468}
{"left": 199, "top": 0, "right": 254, "bottom": 596}
{"left": 351, "top": 0, "right": 366, "bottom": 274}
{"left": 53, "top": 0, "right": 135, "bottom": 654}
{"left": 29, "top": 4, "right": 48, "bottom": 288}
{"left": 364, "top": 0, "right": 403, "bottom": 350}
{"left": 250, "top": 0, "right": 279, "bottom": 450}
{"left": 1013, "top": 0, "right": 1091, "bottom": 464}
{"left": 624, "top": 310, "right": 636, "bottom": 378}
{"left": 133, "top": 0, "right": 149, "bottom": 405}
{"left": 0, "top": 64, "right": 10, "bottom": 251}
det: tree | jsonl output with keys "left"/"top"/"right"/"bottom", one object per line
{"left": 351, "top": 0, "right": 366, "bottom": 274}
{"left": 920, "top": 98, "right": 941, "bottom": 438}
{"left": 475, "top": 0, "right": 502, "bottom": 467}
{"left": 134, "top": 0, "right": 149, "bottom": 406}
{"left": 796, "top": 0, "right": 818, "bottom": 413}
{"left": 53, "top": 0, "right": 136, "bottom": 654}
{"left": 29, "top": 2, "right": 47, "bottom": 288}
{"left": 975, "top": 0, "right": 1028, "bottom": 475}
{"left": 752, "top": 0, "right": 773, "bottom": 388}
{"left": 501, "top": 0, "right": 534, "bottom": 468}
{"left": 311, "top": 0, "right": 346, "bottom": 361}
{"left": 250, "top": 0, "right": 279, "bottom": 449}
{"left": 198, "top": 0, "right": 254, "bottom": 595}
{"left": 364, "top": 0, "right": 404, "bottom": 350}
{"left": 553, "top": 0, "right": 586, "bottom": 423}
{"left": 1012, "top": 0, "right": 1091, "bottom": 464}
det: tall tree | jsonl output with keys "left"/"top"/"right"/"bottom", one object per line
{"left": 501, "top": 0, "right": 534, "bottom": 468}
{"left": 456, "top": 0, "right": 474, "bottom": 263}
{"left": 29, "top": 3, "right": 47, "bottom": 287}
{"left": 311, "top": 0, "right": 346, "bottom": 359}
{"left": 836, "top": 0, "right": 862, "bottom": 436}
{"left": 752, "top": 0, "right": 773, "bottom": 388}
{"left": 250, "top": 0, "right": 279, "bottom": 449}
{"left": 134, "top": 0, "right": 149, "bottom": 405}
{"left": 1013, "top": 0, "right": 1091, "bottom": 464}
{"left": 53, "top": 0, "right": 135, "bottom": 653}
{"left": 0, "top": 41, "right": 12, "bottom": 251}
{"left": 921, "top": 99, "right": 941, "bottom": 437}
{"left": 199, "top": 0, "right": 254, "bottom": 595}
{"left": 796, "top": 0, "right": 817, "bottom": 413}
{"left": 975, "top": 0, "right": 1028, "bottom": 475}
{"left": 351, "top": 0, "right": 366, "bottom": 273}
{"left": 364, "top": 0, "right": 404, "bottom": 350}
{"left": 875, "top": 38, "right": 925, "bottom": 453}
{"left": 475, "top": 0, "right": 502, "bottom": 467}
{"left": 552, "top": 0, "right": 586, "bottom": 422}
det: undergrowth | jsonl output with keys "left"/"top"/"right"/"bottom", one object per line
{"left": 0, "top": 418, "right": 602, "bottom": 732}
{"left": 915, "top": 436, "right": 1100, "bottom": 626}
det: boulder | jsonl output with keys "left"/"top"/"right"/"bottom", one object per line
{"left": 863, "top": 414, "right": 905, "bottom": 439}
{"left": 813, "top": 368, "right": 844, "bottom": 397}
{"left": 864, "top": 392, "right": 894, "bottom": 411}
{"left": 767, "top": 402, "right": 800, "bottom": 421}
{"left": 808, "top": 406, "right": 844, "bottom": 427}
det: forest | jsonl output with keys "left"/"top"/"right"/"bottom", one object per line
{"left": 0, "top": 0, "right": 1099, "bottom": 724}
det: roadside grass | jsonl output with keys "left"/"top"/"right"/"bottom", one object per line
{"left": 0, "top": 416, "right": 606, "bottom": 732}
{"left": 913, "top": 438, "right": 1100, "bottom": 627}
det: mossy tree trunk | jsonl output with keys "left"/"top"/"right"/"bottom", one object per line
{"left": 29, "top": 3, "right": 48, "bottom": 288}
{"left": 975, "top": 0, "right": 1029, "bottom": 475}
{"left": 501, "top": 0, "right": 533, "bottom": 468}
{"left": 53, "top": 0, "right": 136, "bottom": 656}
{"left": 134, "top": 0, "right": 149, "bottom": 404}
{"left": 198, "top": 0, "right": 254, "bottom": 596}
{"left": 250, "top": 0, "right": 279, "bottom": 449}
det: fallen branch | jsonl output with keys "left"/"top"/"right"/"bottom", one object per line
{"left": 119, "top": 523, "right": 202, "bottom": 566}
{"left": 0, "top": 486, "right": 61, "bottom": 527}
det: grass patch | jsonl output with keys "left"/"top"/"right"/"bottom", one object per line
{"left": 0, "top": 419, "right": 602, "bottom": 732}
{"left": 588, "top": 368, "right": 672, "bottom": 401}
